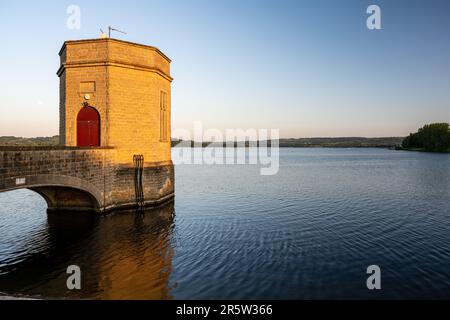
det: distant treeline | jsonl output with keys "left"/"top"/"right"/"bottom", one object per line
{"left": 171, "top": 137, "right": 404, "bottom": 148}
{"left": 401, "top": 123, "right": 450, "bottom": 152}
{"left": 0, "top": 136, "right": 404, "bottom": 148}
{"left": 0, "top": 135, "right": 59, "bottom": 146}
{"left": 3, "top": 132, "right": 449, "bottom": 152}
{"left": 277, "top": 137, "right": 403, "bottom": 148}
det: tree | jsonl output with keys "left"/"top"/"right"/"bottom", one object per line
{"left": 402, "top": 123, "right": 450, "bottom": 152}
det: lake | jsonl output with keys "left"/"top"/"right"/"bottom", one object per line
{"left": 0, "top": 148, "right": 449, "bottom": 299}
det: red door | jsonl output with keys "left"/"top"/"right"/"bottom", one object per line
{"left": 77, "top": 106, "right": 100, "bottom": 147}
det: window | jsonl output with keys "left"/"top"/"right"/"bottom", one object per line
{"left": 160, "top": 91, "right": 168, "bottom": 141}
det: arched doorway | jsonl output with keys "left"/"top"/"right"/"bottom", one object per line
{"left": 77, "top": 106, "right": 100, "bottom": 147}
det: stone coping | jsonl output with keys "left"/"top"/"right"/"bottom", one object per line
{"left": 59, "top": 38, "right": 171, "bottom": 62}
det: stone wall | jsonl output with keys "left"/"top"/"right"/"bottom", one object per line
{"left": 0, "top": 147, "right": 174, "bottom": 213}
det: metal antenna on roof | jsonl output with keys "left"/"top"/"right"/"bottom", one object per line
{"left": 108, "top": 26, "right": 127, "bottom": 38}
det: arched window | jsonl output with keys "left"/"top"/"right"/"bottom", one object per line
{"left": 77, "top": 106, "right": 100, "bottom": 147}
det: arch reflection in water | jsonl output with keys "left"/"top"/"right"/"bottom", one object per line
{"left": 0, "top": 200, "right": 175, "bottom": 300}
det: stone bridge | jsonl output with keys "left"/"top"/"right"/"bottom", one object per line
{"left": 0, "top": 146, "right": 174, "bottom": 213}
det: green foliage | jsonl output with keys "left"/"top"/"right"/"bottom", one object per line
{"left": 402, "top": 123, "right": 450, "bottom": 152}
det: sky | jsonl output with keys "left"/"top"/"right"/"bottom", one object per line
{"left": 0, "top": 0, "right": 449, "bottom": 138}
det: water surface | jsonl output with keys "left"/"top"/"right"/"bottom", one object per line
{"left": 0, "top": 148, "right": 449, "bottom": 299}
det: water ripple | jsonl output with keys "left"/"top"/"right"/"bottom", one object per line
{"left": 0, "top": 149, "right": 450, "bottom": 299}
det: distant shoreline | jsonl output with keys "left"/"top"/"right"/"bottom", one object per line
{"left": 171, "top": 137, "right": 404, "bottom": 149}
{"left": 0, "top": 136, "right": 404, "bottom": 148}
{"left": 0, "top": 136, "right": 405, "bottom": 149}
{"left": 394, "top": 146, "right": 450, "bottom": 153}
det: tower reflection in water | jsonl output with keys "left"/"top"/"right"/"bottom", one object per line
{"left": 0, "top": 201, "right": 175, "bottom": 300}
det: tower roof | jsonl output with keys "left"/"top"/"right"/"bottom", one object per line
{"left": 58, "top": 38, "right": 171, "bottom": 62}
{"left": 57, "top": 38, "right": 172, "bottom": 82}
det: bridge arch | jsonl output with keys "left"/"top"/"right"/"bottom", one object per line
{"left": 1, "top": 174, "right": 103, "bottom": 213}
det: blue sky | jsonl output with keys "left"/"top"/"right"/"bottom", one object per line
{"left": 0, "top": 0, "right": 449, "bottom": 138}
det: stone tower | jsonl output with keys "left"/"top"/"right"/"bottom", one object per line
{"left": 53, "top": 38, "right": 174, "bottom": 211}
{"left": 57, "top": 38, "right": 172, "bottom": 164}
